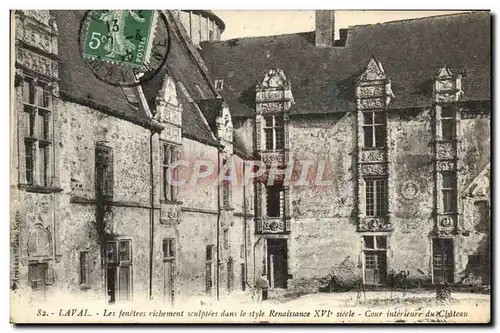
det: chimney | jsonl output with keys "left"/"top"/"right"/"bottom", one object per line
{"left": 315, "top": 10, "right": 335, "bottom": 48}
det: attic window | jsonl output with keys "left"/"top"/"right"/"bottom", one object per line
{"left": 214, "top": 79, "right": 224, "bottom": 91}
{"left": 122, "top": 87, "right": 139, "bottom": 107}
{"left": 194, "top": 84, "right": 206, "bottom": 99}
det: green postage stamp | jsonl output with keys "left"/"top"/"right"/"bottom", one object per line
{"left": 82, "top": 10, "right": 157, "bottom": 68}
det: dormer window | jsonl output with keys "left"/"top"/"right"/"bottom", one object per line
{"left": 122, "top": 87, "right": 139, "bottom": 107}
{"left": 441, "top": 106, "right": 456, "bottom": 141}
{"left": 214, "top": 79, "right": 224, "bottom": 91}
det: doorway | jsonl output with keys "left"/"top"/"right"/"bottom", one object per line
{"left": 28, "top": 263, "right": 48, "bottom": 300}
{"left": 433, "top": 238, "right": 454, "bottom": 284}
{"left": 267, "top": 239, "right": 288, "bottom": 289}
{"left": 164, "top": 261, "right": 174, "bottom": 304}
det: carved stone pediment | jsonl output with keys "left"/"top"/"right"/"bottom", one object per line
{"left": 216, "top": 102, "right": 233, "bottom": 147}
{"left": 433, "top": 65, "right": 464, "bottom": 102}
{"left": 257, "top": 68, "right": 289, "bottom": 89}
{"left": 155, "top": 74, "right": 182, "bottom": 124}
{"left": 358, "top": 216, "right": 392, "bottom": 232}
{"left": 357, "top": 57, "right": 387, "bottom": 83}
{"left": 356, "top": 57, "right": 395, "bottom": 107}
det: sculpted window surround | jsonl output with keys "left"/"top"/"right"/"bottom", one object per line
{"left": 362, "top": 110, "right": 386, "bottom": 148}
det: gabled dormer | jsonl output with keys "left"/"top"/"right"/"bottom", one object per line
{"left": 154, "top": 74, "right": 182, "bottom": 145}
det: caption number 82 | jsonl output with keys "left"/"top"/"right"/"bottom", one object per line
{"left": 88, "top": 32, "right": 108, "bottom": 50}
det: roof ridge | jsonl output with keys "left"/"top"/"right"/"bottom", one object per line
{"left": 349, "top": 10, "right": 485, "bottom": 29}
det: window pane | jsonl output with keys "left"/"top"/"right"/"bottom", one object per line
{"left": 375, "top": 180, "right": 386, "bottom": 216}
{"left": 266, "top": 186, "right": 282, "bottom": 217}
{"left": 39, "top": 146, "right": 47, "bottom": 187}
{"left": 263, "top": 116, "right": 273, "bottom": 128}
{"left": 163, "top": 239, "right": 175, "bottom": 258}
{"left": 25, "top": 142, "right": 33, "bottom": 185}
{"left": 119, "top": 266, "right": 131, "bottom": 302}
{"left": 264, "top": 128, "right": 273, "bottom": 150}
{"left": 365, "top": 180, "right": 374, "bottom": 216}
{"left": 39, "top": 83, "right": 51, "bottom": 108}
{"left": 442, "top": 172, "right": 455, "bottom": 189}
{"left": 364, "top": 236, "right": 374, "bottom": 249}
{"left": 275, "top": 117, "right": 284, "bottom": 127}
{"left": 363, "top": 126, "right": 373, "bottom": 148}
{"left": 376, "top": 236, "right": 387, "bottom": 249}
{"left": 119, "top": 240, "right": 131, "bottom": 262}
{"left": 442, "top": 190, "right": 455, "bottom": 213}
{"left": 275, "top": 128, "right": 284, "bottom": 150}
{"left": 24, "top": 106, "right": 35, "bottom": 137}
{"left": 374, "top": 125, "right": 386, "bottom": 147}
{"left": 106, "top": 242, "right": 117, "bottom": 263}
{"left": 441, "top": 107, "right": 454, "bottom": 118}
{"left": 363, "top": 112, "right": 373, "bottom": 125}
{"left": 374, "top": 111, "right": 385, "bottom": 124}
{"left": 80, "top": 252, "right": 88, "bottom": 285}
{"left": 441, "top": 119, "right": 454, "bottom": 140}
{"left": 96, "top": 147, "right": 113, "bottom": 197}
{"left": 206, "top": 245, "right": 213, "bottom": 261}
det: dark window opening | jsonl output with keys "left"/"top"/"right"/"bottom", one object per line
{"left": 163, "top": 238, "right": 175, "bottom": 259}
{"left": 363, "top": 111, "right": 386, "bottom": 148}
{"left": 266, "top": 185, "right": 284, "bottom": 217}
{"left": 95, "top": 146, "right": 113, "bottom": 199}
{"left": 441, "top": 172, "right": 457, "bottom": 213}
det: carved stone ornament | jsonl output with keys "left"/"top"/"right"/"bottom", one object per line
{"left": 262, "top": 219, "right": 285, "bottom": 233}
{"left": 357, "top": 57, "right": 387, "bottom": 82}
{"left": 436, "top": 142, "right": 455, "bottom": 160}
{"left": 261, "top": 152, "right": 285, "bottom": 166}
{"left": 20, "top": 10, "right": 53, "bottom": 26}
{"left": 358, "top": 217, "right": 392, "bottom": 232}
{"left": 356, "top": 85, "right": 385, "bottom": 99}
{"left": 258, "top": 68, "right": 289, "bottom": 88}
{"left": 440, "top": 216, "right": 454, "bottom": 228}
{"left": 463, "top": 163, "right": 490, "bottom": 198}
{"left": 400, "top": 181, "right": 420, "bottom": 200}
{"left": 437, "top": 160, "right": 456, "bottom": 172}
{"left": 433, "top": 65, "right": 464, "bottom": 102}
{"left": 256, "top": 90, "right": 285, "bottom": 102}
{"left": 27, "top": 223, "right": 52, "bottom": 257}
{"left": 155, "top": 75, "right": 182, "bottom": 124}
{"left": 360, "top": 149, "right": 384, "bottom": 163}
{"left": 361, "top": 163, "right": 386, "bottom": 176}
{"left": 258, "top": 102, "right": 285, "bottom": 113}
{"left": 357, "top": 97, "right": 385, "bottom": 110}
{"left": 16, "top": 48, "right": 57, "bottom": 78}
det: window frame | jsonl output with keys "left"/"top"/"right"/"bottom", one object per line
{"left": 214, "top": 79, "right": 224, "bottom": 91}
{"left": 161, "top": 143, "right": 177, "bottom": 202}
{"left": 79, "top": 251, "right": 90, "bottom": 286}
{"left": 21, "top": 77, "right": 52, "bottom": 187}
{"left": 265, "top": 184, "right": 285, "bottom": 218}
{"left": 263, "top": 115, "right": 285, "bottom": 152}
{"left": 363, "top": 235, "right": 388, "bottom": 251}
{"left": 440, "top": 106, "right": 456, "bottom": 141}
{"left": 365, "top": 178, "right": 387, "bottom": 217}
{"left": 441, "top": 171, "right": 457, "bottom": 214}
{"left": 105, "top": 239, "right": 133, "bottom": 304}
{"left": 95, "top": 145, "right": 114, "bottom": 200}
{"left": 162, "top": 238, "right": 176, "bottom": 261}
{"left": 362, "top": 110, "right": 386, "bottom": 148}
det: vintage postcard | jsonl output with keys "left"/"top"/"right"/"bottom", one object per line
{"left": 10, "top": 9, "right": 491, "bottom": 324}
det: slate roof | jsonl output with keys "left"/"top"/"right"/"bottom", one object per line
{"left": 52, "top": 10, "right": 161, "bottom": 130}
{"left": 199, "top": 11, "right": 490, "bottom": 117}
{"left": 141, "top": 11, "right": 219, "bottom": 146}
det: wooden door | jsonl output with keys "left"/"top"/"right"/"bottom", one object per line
{"left": 164, "top": 261, "right": 174, "bottom": 304}
{"left": 267, "top": 239, "right": 288, "bottom": 289}
{"left": 28, "top": 263, "right": 47, "bottom": 300}
{"left": 364, "top": 251, "right": 387, "bottom": 285}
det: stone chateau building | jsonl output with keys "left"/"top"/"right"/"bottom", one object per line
{"left": 11, "top": 10, "right": 490, "bottom": 304}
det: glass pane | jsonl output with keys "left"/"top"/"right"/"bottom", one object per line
{"left": 441, "top": 107, "right": 454, "bottom": 118}
{"left": 374, "top": 125, "right": 386, "bottom": 147}
{"left": 206, "top": 245, "right": 213, "bottom": 261}
{"left": 363, "top": 112, "right": 373, "bottom": 125}
{"left": 363, "top": 126, "right": 373, "bottom": 148}
{"left": 441, "top": 119, "right": 454, "bottom": 140}
{"left": 364, "top": 236, "right": 374, "bottom": 249}
{"left": 275, "top": 128, "right": 284, "bottom": 150}
{"left": 39, "top": 147, "right": 47, "bottom": 187}
{"left": 442, "top": 172, "right": 455, "bottom": 189}
{"left": 119, "top": 240, "right": 131, "bottom": 262}
{"left": 264, "top": 128, "right": 273, "bottom": 150}
{"left": 24, "top": 106, "right": 35, "bottom": 137}
{"left": 376, "top": 236, "right": 387, "bottom": 249}
{"left": 442, "top": 190, "right": 455, "bottom": 213}
{"left": 106, "top": 242, "right": 117, "bottom": 263}
{"left": 119, "top": 266, "right": 131, "bottom": 302}
{"left": 275, "top": 117, "right": 284, "bottom": 127}
{"left": 365, "top": 180, "right": 374, "bottom": 216}
{"left": 25, "top": 142, "right": 33, "bottom": 185}
{"left": 266, "top": 186, "right": 281, "bottom": 217}
{"left": 263, "top": 116, "right": 273, "bottom": 128}
{"left": 374, "top": 111, "right": 385, "bottom": 124}
{"left": 375, "top": 180, "right": 386, "bottom": 216}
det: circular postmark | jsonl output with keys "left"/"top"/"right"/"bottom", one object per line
{"left": 78, "top": 10, "right": 170, "bottom": 87}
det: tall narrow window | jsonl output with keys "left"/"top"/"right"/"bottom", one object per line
{"left": 205, "top": 245, "right": 214, "bottom": 294}
{"left": 95, "top": 146, "right": 113, "bottom": 199}
{"left": 222, "top": 158, "right": 231, "bottom": 208}
{"left": 365, "top": 179, "right": 387, "bottom": 217}
{"left": 263, "top": 116, "right": 284, "bottom": 151}
{"left": 79, "top": 252, "right": 89, "bottom": 285}
{"left": 38, "top": 145, "right": 48, "bottom": 187}
{"left": 214, "top": 79, "right": 223, "bottom": 90}
{"left": 162, "top": 144, "right": 176, "bottom": 201}
{"left": 441, "top": 107, "right": 455, "bottom": 141}
{"left": 442, "top": 172, "right": 456, "bottom": 213}
{"left": 266, "top": 185, "right": 285, "bottom": 217}
{"left": 223, "top": 229, "right": 229, "bottom": 249}
{"left": 163, "top": 239, "right": 175, "bottom": 259}
{"left": 363, "top": 111, "right": 386, "bottom": 148}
